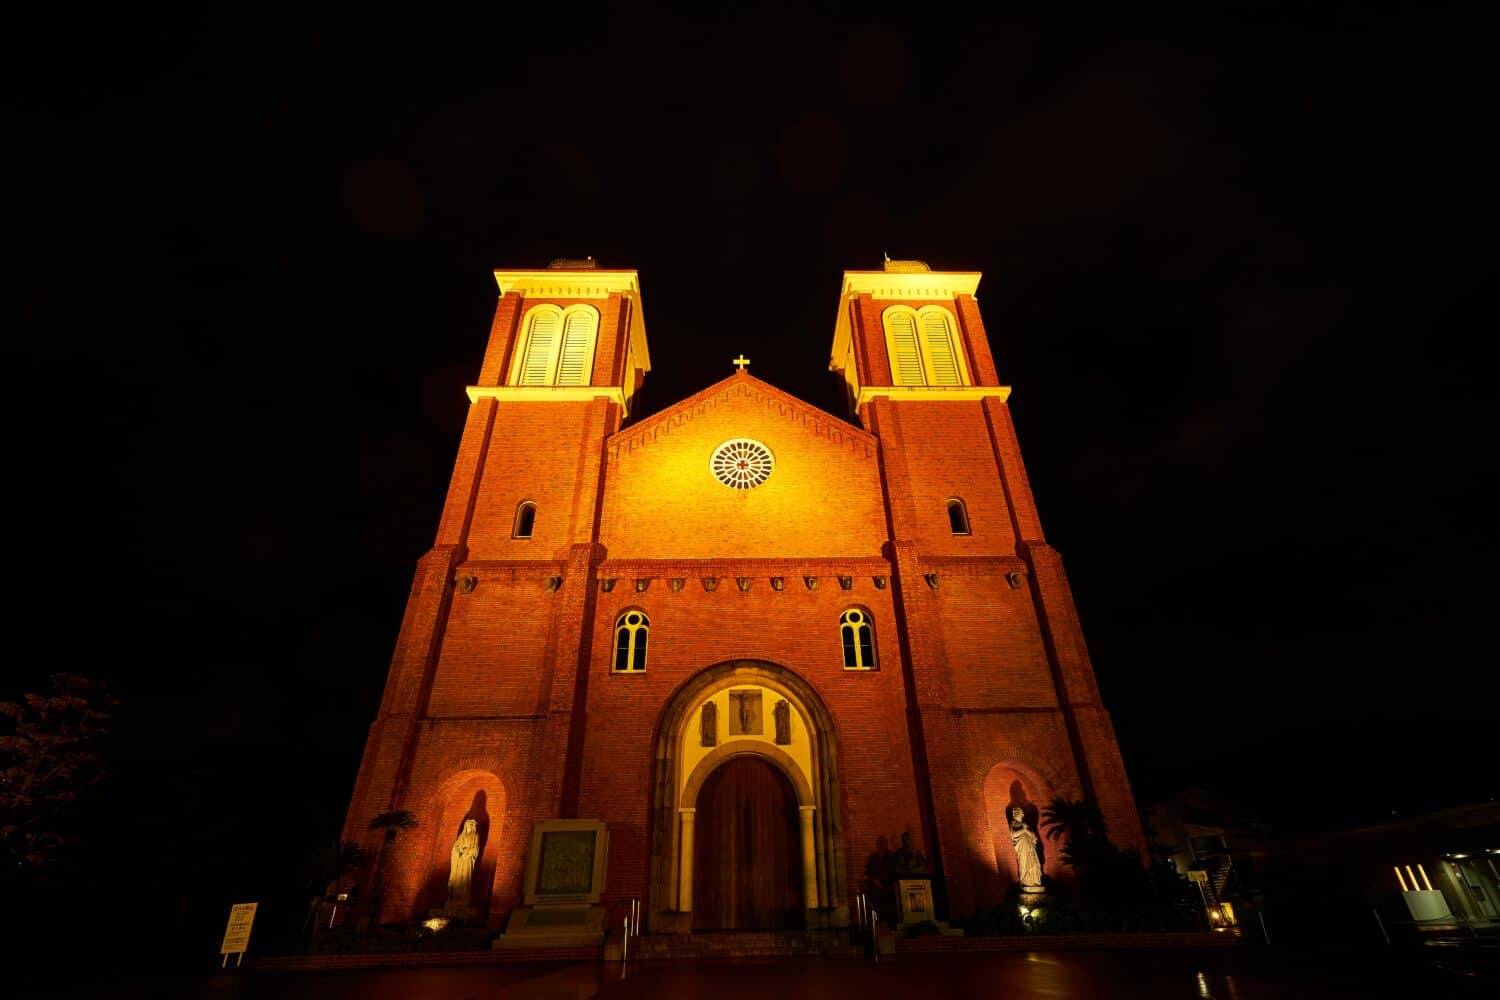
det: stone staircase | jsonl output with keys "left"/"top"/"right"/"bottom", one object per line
{"left": 630, "top": 929, "right": 865, "bottom": 960}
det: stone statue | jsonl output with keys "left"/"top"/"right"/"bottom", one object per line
{"left": 700, "top": 702, "right": 717, "bottom": 747}
{"left": 1008, "top": 806, "right": 1043, "bottom": 890}
{"left": 773, "top": 699, "right": 791, "bottom": 745}
{"left": 889, "top": 831, "right": 930, "bottom": 876}
{"left": 446, "top": 818, "right": 481, "bottom": 911}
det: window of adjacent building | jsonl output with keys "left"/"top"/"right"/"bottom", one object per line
{"left": 1191, "top": 834, "right": 1227, "bottom": 857}
{"left": 840, "top": 608, "right": 876, "bottom": 670}
{"left": 881, "top": 305, "right": 969, "bottom": 387}
{"left": 613, "top": 610, "right": 649, "bottom": 672}
{"left": 511, "top": 304, "right": 600, "bottom": 386}
{"left": 512, "top": 501, "right": 536, "bottom": 539}
{"left": 947, "top": 498, "right": 971, "bottom": 536}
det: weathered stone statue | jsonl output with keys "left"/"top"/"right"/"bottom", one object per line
{"left": 889, "top": 831, "right": 930, "bottom": 876}
{"left": 700, "top": 702, "right": 717, "bottom": 746}
{"left": 773, "top": 699, "right": 791, "bottom": 745}
{"left": 1008, "top": 806, "right": 1043, "bottom": 890}
{"left": 446, "top": 818, "right": 481, "bottom": 911}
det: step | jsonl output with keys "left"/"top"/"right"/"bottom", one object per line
{"left": 631, "top": 930, "right": 863, "bottom": 960}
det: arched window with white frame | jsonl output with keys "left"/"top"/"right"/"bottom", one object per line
{"left": 881, "top": 305, "right": 969, "bottom": 387}
{"left": 512, "top": 500, "right": 536, "bottom": 539}
{"left": 840, "top": 608, "right": 877, "bottom": 670}
{"left": 613, "top": 610, "right": 649, "bottom": 672}
{"left": 946, "top": 498, "right": 971, "bottom": 536}
{"left": 510, "top": 304, "right": 600, "bottom": 386}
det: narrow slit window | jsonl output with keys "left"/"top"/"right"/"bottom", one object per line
{"left": 613, "top": 611, "right": 649, "bottom": 672}
{"left": 840, "top": 608, "right": 876, "bottom": 670}
{"left": 512, "top": 501, "right": 536, "bottom": 539}
{"left": 947, "top": 499, "right": 970, "bottom": 536}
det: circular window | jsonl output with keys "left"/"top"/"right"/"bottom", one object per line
{"left": 710, "top": 438, "right": 774, "bottom": 490}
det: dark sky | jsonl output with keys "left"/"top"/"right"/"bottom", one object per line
{"left": 15, "top": 6, "right": 1495, "bottom": 956}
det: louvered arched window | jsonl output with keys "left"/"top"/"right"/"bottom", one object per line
{"left": 613, "top": 610, "right": 649, "bottom": 672}
{"left": 511, "top": 304, "right": 600, "bottom": 386}
{"left": 840, "top": 608, "right": 877, "bottom": 670}
{"left": 881, "top": 306, "right": 968, "bottom": 387}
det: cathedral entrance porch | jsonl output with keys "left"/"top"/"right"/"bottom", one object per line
{"left": 648, "top": 660, "right": 849, "bottom": 934}
{"left": 691, "top": 756, "right": 804, "bottom": 930}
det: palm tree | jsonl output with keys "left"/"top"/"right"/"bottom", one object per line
{"left": 366, "top": 810, "right": 417, "bottom": 926}
{"left": 1041, "top": 797, "right": 1106, "bottom": 867}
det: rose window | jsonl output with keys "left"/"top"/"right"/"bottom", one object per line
{"left": 710, "top": 439, "right": 774, "bottom": 490}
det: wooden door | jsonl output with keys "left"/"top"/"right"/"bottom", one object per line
{"left": 692, "top": 756, "right": 802, "bottom": 930}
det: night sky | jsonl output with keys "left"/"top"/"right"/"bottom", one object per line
{"left": 15, "top": 8, "right": 1494, "bottom": 958}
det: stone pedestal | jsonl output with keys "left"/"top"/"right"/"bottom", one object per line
{"left": 894, "top": 878, "right": 964, "bottom": 937}
{"left": 1017, "top": 886, "right": 1046, "bottom": 909}
{"left": 427, "top": 904, "right": 473, "bottom": 924}
{"left": 896, "top": 879, "right": 935, "bottom": 926}
{"left": 493, "top": 904, "right": 606, "bottom": 949}
{"left": 492, "top": 819, "right": 610, "bottom": 951}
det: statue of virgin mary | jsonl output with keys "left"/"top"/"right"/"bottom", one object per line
{"left": 446, "top": 818, "right": 481, "bottom": 910}
{"left": 1008, "top": 806, "right": 1043, "bottom": 890}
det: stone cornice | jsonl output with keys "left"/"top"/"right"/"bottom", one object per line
{"left": 492, "top": 269, "right": 640, "bottom": 299}
{"left": 839, "top": 270, "right": 983, "bottom": 301}
{"left": 465, "top": 385, "right": 627, "bottom": 407}
{"left": 855, "top": 385, "right": 1012, "bottom": 408}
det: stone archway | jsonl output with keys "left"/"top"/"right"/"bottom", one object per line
{"left": 648, "top": 660, "right": 847, "bottom": 933}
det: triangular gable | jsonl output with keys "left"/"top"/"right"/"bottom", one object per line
{"left": 608, "top": 373, "right": 876, "bottom": 461}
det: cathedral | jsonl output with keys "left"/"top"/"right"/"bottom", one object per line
{"left": 340, "top": 259, "right": 1144, "bottom": 937}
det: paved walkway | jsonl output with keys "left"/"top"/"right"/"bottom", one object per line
{"left": 25, "top": 949, "right": 1497, "bottom": 998}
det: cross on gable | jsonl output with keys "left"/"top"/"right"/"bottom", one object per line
{"left": 732, "top": 354, "right": 751, "bottom": 372}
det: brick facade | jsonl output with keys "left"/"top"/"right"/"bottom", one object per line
{"left": 340, "top": 266, "right": 1144, "bottom": 931}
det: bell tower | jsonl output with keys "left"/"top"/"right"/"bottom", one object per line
{"left": 828, "top": 259, "right": 1143, "bottom": 917}
{"left": 341, "top": 261, "right": 652, "bottom": 921}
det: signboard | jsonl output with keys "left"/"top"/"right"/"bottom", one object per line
{"left": 1186, "top": 870, "right": 1209, "bottom": 883}
{"left": 220, "top": 902, "right": 258, "bottom": 961}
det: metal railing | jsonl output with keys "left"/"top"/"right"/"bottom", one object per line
{"left": 852, "top": 892, "right": 879, "bottom": 961}
{"left": 615, "top": 897, "right": 641, "bottom": 962}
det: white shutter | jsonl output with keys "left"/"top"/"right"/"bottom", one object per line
{"left": 921, "top": 310, "right": 962, "bottom": 385}
{"left": 886, "top": 311, "right": 924, "bottom": 385}
{"left": 556, "top": 309, "right": 597, "bottom": 385}
{"left": 518, "top": 310, "right": 559, "bottom": 384}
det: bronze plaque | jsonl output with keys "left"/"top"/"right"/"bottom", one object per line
{"left": 535, "top": 829, "right": 598, "bottom": 896}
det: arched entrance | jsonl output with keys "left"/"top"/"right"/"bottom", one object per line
{"left": 648, "top": 660, "right": 848, "bottom": 934}
{"left": 692, "top": 756, "right": 802, "bottom": 930}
